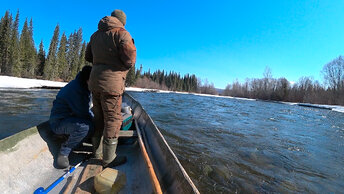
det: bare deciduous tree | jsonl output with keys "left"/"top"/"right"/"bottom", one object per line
{"left": 322, "top": 56, "right": 344, "bottom": 90}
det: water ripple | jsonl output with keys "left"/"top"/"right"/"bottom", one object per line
{"left": 1, "top": 90, "right": 343, "bottom": 193}
{"left": 129, "top": 91, "right": 344, "bottom": 193}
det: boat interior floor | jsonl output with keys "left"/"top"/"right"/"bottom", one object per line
{"left": 2, "top": 122, "right": 152, "bottom": 194}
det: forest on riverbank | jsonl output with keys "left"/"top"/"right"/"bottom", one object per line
{"left": 0, "top": 10, "right": 343, "bottom": 105}
{"left": 223, "top": 61, "right": 344, "bottom": 105}
{"left": 0, "top": 10, "right": 202, "bottom": 93}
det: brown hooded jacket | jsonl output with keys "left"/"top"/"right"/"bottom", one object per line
{"left": 86, "top": 16, "right": 136, "bottom": 95}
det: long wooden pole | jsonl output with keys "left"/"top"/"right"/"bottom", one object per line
{"left": 135, "top": 120, "right": 163, "bottom": 194}
{"left": 62, "top": 174, "right": 77, "bottom": 194}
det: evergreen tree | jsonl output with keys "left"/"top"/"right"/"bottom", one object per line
{"left": 126, "top": 65, "right": 136, "bottom": 86}
{"left": 136, "top": 64, "right": 142, "bottom": 79}
{"left": 67, "top": 28, "right": 82, "bottom": 80}
{"left": 135, "top": 67, "right": 199, "bottom": 92}
{"left": 0, "top": 11, "right": 89, "bottom": 81}
{"left": 57, "top": 32, "right": 68, "bottom": 80}
{"left": 44, "top": 24, "right": 60, "bottom": 79}
{"left": 66, "top": 32, "right": 74, "bottom": 72}
{"left": 10, "top": 10, "right": 21, "bottom": 76}
{"left": 27, "top": 18, "right": 37, "bottom": 77}
{"left": 77, "top": 41, "right": 87, "bottom": 73}
{"left": 0, "top": 11, "right": 12, "bottom": 74}
{"left": 19, "top": 19, "right": 29, "bottom": 75}
{"left": 36, "top": 40, "right": 45, "bottom": 76}
{"left": 19, "top": 18, "right": 36, "bottom": 77}
{"left": 135, "top": 69, "right": 141, "bottom": 80}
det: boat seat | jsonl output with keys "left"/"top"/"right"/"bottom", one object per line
{"left": 118, "top": 130, "right": 137, "bottom": 138}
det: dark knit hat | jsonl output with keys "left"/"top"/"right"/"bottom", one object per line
{"left": 111, "top": 9, "right": 126, "bottom": 26}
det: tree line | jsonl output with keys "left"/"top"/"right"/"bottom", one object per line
{"left": 0, "top": 10, "right": 88, "bottom": 81}
{"left": 0, "top": 9, "right": 203, "bottom": 91}
{"left": 126, "top": 65, "right": 221, "bottom": 95}
{"left": 1, "top": 10, "right": 343, "bottom": 105}
{"left": 223, "top": 56, "right": 344, "bottom": 105}
{"left": 125, "top": 65, "right": 201, "bottom": 93}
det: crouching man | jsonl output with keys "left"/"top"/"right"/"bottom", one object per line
{"left": 49, "top": 66, "right": 94, "bottom": 169}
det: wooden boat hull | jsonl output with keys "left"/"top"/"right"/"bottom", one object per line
{"left": 0, "top": 92, "right": 199, "bottom": 194}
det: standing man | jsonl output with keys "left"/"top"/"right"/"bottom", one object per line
{"left": 49, "top": 66, "right": 94, "bottom": 169}
{"left": 85, "top": 10, "right": 136, "bottom": 167}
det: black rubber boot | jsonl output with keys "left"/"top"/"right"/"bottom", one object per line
{"left": 57, "top": 153, "right": 69, "bottom": 169}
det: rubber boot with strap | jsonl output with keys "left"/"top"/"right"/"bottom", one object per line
{"left": 102, "top": 137, "right": 127, "bottom": 167}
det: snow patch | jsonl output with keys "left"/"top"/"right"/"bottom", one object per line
{"left": 125, "top": 87, "right": 344, "bottom": 113}
{"left": 125, "top": 87, "right": 257, "bottom": 101}
{"left": 0, "top": 76, "right": 67, "bottom": 89}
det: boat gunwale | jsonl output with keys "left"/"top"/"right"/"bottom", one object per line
{"left": 0, "top": 124, "right": 39, "bottom": 152}
{"left": 124, "top": 92, "right": 200, "bottom": 194}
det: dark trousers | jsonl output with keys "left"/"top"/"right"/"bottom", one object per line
{"left": 50, "top": 117, "right": 93, "bottom": 156}
{"left": 92, "top": 91, "right": 122, "bottom": 138}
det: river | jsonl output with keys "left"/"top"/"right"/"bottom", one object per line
{"left": 0, "top": 89, "right": 343, "bottom": 193}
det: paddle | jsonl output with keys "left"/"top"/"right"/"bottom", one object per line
{"left": 34, "top": 157, "right": 88, "bottom": 194}
{"left": 134, "top": 120, "right": 163, "bottom": 194}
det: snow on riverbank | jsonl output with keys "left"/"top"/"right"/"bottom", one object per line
{"left": 125, "top": 87, "right": 344, "bottom": 113}
{"left": 332, "top": 106, "right": 344, "bottom": 113}
{"left": 0, "top": 76, "right": 67, "bottom": 88}
{"left": 1, "top": 75, "right": 344, "bottom": 113}
{"left": 127, "top": 88, "right": 344, "bottom": 114}
{"left": 298, "top": 103, "right": 344, "bottom": 113}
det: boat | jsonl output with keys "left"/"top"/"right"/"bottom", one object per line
{"left": 0, "top": 92, "right": 200, "bottom": 194}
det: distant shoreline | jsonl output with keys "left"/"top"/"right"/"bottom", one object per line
{"left": 1, "top": 75, "right": 343, "bottom": 113}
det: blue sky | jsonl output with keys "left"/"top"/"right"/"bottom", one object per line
{"left": 2, "top": 0, "right": 344, "bottom": 89}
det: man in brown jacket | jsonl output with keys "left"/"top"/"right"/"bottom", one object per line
{"left": 85, "top": 9, "right": 136, "bottom": 167}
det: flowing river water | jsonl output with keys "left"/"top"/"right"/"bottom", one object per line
{"left": 0, "top": 89, "right": 343, "bottom": 193}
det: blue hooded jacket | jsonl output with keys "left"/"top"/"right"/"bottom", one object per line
{"left": 50, "top": 73, "right": 94, "bottom": 123}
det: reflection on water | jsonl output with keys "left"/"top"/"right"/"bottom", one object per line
{"left": 0, "top": 89, "right": 343, "bottom": 193}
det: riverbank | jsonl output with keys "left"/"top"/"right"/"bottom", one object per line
{"left": 1, "top": 75, "right": 343, "bottom": 113}
{"left": 0, "top": 76, "right": 66, "bottom": 88}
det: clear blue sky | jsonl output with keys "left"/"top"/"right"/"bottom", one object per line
{"left": 2, "top": 0, "right": 344, "bottom": 89}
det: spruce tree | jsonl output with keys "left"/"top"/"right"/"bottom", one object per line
{"left": 135, "top": 69, "right": 141, "bottom": 80}
{"left": 66, "top": 32, "right": 74, "bottom": 74}
{"left": 57, "top": 32, "right": 68, "bottom": 80}
{"left": 43, "top": 24, "right": 59, "bottom": 80}
{"left": 10, "top": 10, "right": 21, "bottom": 76}
{"left": 27, "top": 18, "right": 37, "bottom": 77}
{"left": 68, "top": 28, "right": 82, "bottom": 80}
{"left": 19, "top": 18, "right": 37, "bottom": 77}
{"left": 126, "top": 65, "right": 136, "bottom": 86}
{"left": 0, "top": 11, "right": 12, "bottom": 75}
{"left": 19, "top": 19, "right": 29, "bottom": 76}
{"left": 77, "top": 41, "right": 87, "bottom": 73}
{"left": 36, "top": 40, "right": 45, "bottom": 76}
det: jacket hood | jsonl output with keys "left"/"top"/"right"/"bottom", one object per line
{"left": 98, "top": 16, "right": 124, "bottom": 31}
{"left": 75, "top": 72, "right": 81, "bottom": 82}
{"left": 74, "top": 72, "right": 89, "bottom": 91}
